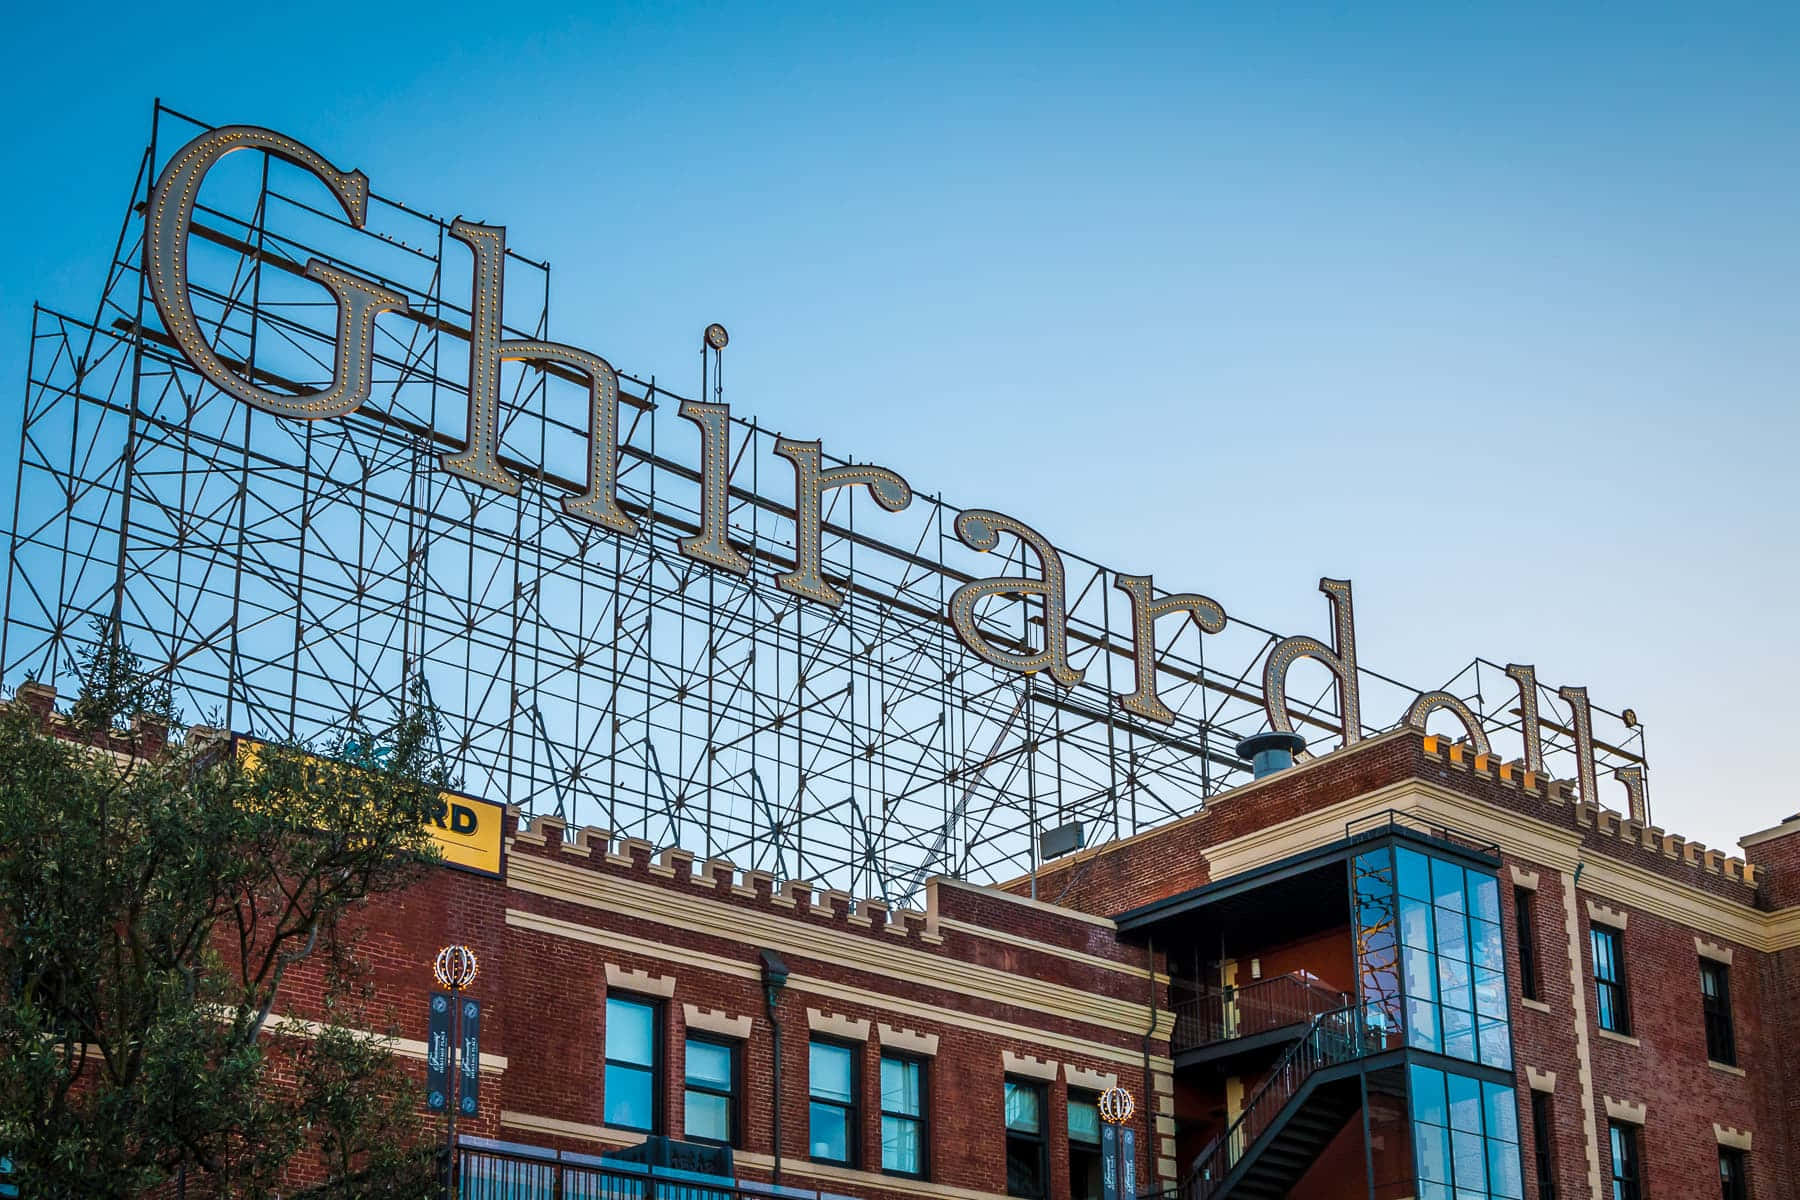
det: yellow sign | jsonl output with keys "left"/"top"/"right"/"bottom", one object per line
{"left": 234, "top": 737, "right": 505, "bottom": 878}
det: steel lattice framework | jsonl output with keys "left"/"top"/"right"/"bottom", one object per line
{"left": 3, "top": 106, "right": 1649, "bottom": 904}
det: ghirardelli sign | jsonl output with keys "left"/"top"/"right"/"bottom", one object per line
{"left": 135, "top": 121, "right": 1645, "bottom": 824}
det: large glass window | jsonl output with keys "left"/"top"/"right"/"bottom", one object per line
{"left": 1353, "top": 848, "right": 1403, "bottom": 1034}
{"left": 1068, "top": 1090, "right": 1103, "bottom": 1200}
{"left": 683, "top": 1035, "right": 738, "bottom": 1146}
{"left": 1592, "top": 925, "right": 1630, "bottom": 1036}
{"left": 1409, "top": 1063, "right": 1523, "bottom": 1200}
{"left": 1700, "top": 960, "right": 1736, "bottom": 1066}
{"left": 1608, "top": 1122, "right": 1643, "bottom": 1200}
{"left": 809, "top": 1040, "right": 859, "bottom": 1165}
{"left": 1391, "top": 846, "right": 1511, "bottom": 1068}
{"left": 1004, "top": 1078, "right": 1047, "bottom": 1199}
{"left": 604, "top": 995, "right": 660, "bottom": 1132}
{"left": 880, "top": 1054, "right": 926, "bottom": 1177}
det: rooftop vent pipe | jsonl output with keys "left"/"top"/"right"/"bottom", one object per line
{"left": 1237, "top": 731, "right": 1307, "bottom": 779}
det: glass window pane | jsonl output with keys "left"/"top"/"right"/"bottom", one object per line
{"left": 883, "top": 1114, "right": 921, "bottom": 1174}
{"left": 1438, "top": 956, "right": 1473, "bottom": 1010}
{"left": 882, "top": 1057, "right": 921, "bottom": 1116}
{"left": 1447, "top": 1073, "right": 1484, "bottom": 1133}
{"left": 1437, "top": 909, "right": 1470, "bottom": 963}
{"left": 1468, "top": 872, "right": 1501, "bottom": 923}
{"left": 1443, "top": 1006, "right": 1475, "bottom": 1061}
{"left": 686, "top": 1089, "right": 731, "bottom": 1142}
{"left": 1416, "top": 1121, "right": 1452, "bottom": 1183}
{"left": 605, "top": 1063, "right": 654, "bottom": 1130}
{"left": 1405, "top": 947, "right": 1438, "bottom": 1002}
{"left": 1068, "top": 1096, "right": 1101, "bottom": 1145}
{"left": 1407, "top": 997, "right": 1442, "bottom": 1052}
{"left": 1470, "top": 918, "right": 1505, "bottom": 973}
{"left": 606, "top": 997, "right": 655, "bottom": 1066}
{"left": 1409, "top": 1064, "right": 1448, "bottom": 1126}
{"left": 1432, "top": 859, "right": 1467, "bottom": 913}
{"left": 809, "top": 1100, "right": 850, "bottom": 1161}
{"left": 1397, "top": 848, "right": 1432, "bottom": 901}
{"left": 1401, "top": 897, "right": 1436, "bottom": 951}
{"left": 1474, "top": 968, "right": 1507, "bottom": 1018}
{"left": 686, "top": 1039, "right": 733, "bottom": 1089}
{"left": 1451, "top": 1128, "right": 1487, "bottom": 1191}
{"left": 810, "top": 1042, "right": 853, "bottom": 1102}
{"left": 1479, "top": 1017, "right": 1513, "bottom": 1070}
{"left": 1004, "top": 1081, "right": 1041, "bottom": 1133}
{"left": 1488, "top": 1138, "right": 1524, "bottom": 1198}
{"left": 1483, "top": 1083, "right": 1519, "bottom": 1145}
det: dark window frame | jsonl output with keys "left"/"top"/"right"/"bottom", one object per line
{"left": 682, "top": 1032, "right": 741, "bottom": 1147}
{"left": 1609, "top": 1121, "right": 1644, "bottom": 1200}
{"left": 1067, "top": 1088, "right": 1104, "bottom": 1200}
{"left": 1004, "top": 1076, "right": 1050, "bottom": 1200}
{"left": 878, "top": 1051, "right": 929, "bottom": 1179}
{"left": 1515, "top": 885, "right": 1541, "bottom": 1001}
{"left": 603, "top": 992, "right": 664, "bottom": 1134}
{"left": 807, "top": 1036, "right": 862, "bottom": 1168}
{"left": 1592, "top": 924, "right": 1631, "bottom": 1036}
{"left": 1719, "top": 1145, "right": 1749, "bottom": 1200}
{"left": 1531, "top": 1089, "right": 1557, "bottom": 1200}
{"left": 1700, "top": 959, "right": 1736, "bottom": 1067}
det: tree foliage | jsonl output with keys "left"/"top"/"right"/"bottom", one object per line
{"left": 0, "top": 628, "right": 448, "bottom": 1197}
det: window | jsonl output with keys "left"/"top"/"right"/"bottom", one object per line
{"left": 1700, "top": 960, "right": 1736, "bottom": 1066}
{"left": 1719, "top": 1147, "right": 1748, "bottom": 1200}
{"left": 880, "top": 1054, "right": 926, "bottom": 1177}
{"left": 1408, "top": 1064, "right": 1522, "bottom": 1200}
{"left": 683, "top": 1035, "right": 738, "bottom": 1146}
{"left": 1068, "top": 1090, "right": 1103, "bottom": 1200}
{"left": 1608, "top": 1122, "right": 1643, "bottom": 1200}
{"left": 1004, "top": 1079, "right": 1047, "bottom": 1199}
{"left": 1515, "top": 886, "right": 1541, "bottom": 1002}
{"left": 604, "top": 995, "right": 660, "bottom": 1132}
{"left": 809, "top": 1039, "right": 859, "bottom": 1165}
{"left": 1530, "top": 1091, "right": 1556, "bottom": 1200}
{"left": 1391, "top": 847, "right": 1512, "bottom": 1069}
{"left": 1591, "top": 925, "right": 1630, "bottom": 1036}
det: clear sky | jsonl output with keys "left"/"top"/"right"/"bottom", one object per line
{"left": 1, "top": 3, "right": 1795, "bottom": 853}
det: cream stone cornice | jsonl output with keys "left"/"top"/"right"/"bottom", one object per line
{"left": 507, "top": 854, "right": 1159, "bottom": 1038}
{"left": 505, "top": 908, "right": 1167, "bottom": 1071}
{"left": 1585, "top": 900, "right": 1627, "bottom": 930}
{"left": 1695, "top": 937, "right": 1733, "bottom": 965}
{"left": 1201, "top": 778, "right": 1788, "bottom": 952}
{"left": 1065, "top": 1064, "right": 1118, "bottom": 1091}
{"left": 878, "top": 1023, "right": 940, "bottom": 1056}
{"left": 808, "top": 1008, "right": 871, "bottom": 1041}
{"left": 1603, "top": 1095, "right": 1645, "bottom": 1125}
{"left": 606, "top": 963, "right": 675, "bottom": 997}
{"left": 1713, "top": 1124, "right": 1753, "bottom": 1151}
{"left": 258, "top": 1012, "right": 508, "bottom": 1075}
{"left": 500, "top": 1111, "right": 632, "bottom": 1145}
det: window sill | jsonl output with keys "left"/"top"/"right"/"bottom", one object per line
{"left": 1596, "top": 1028, "right": 1640, "bottom": 1048}
{"left": 1709, "top": 1060, "right": 1746, "bottom": 1078}
{"left": 1519, "top": 998, "right": 1552, "bottom": 1014}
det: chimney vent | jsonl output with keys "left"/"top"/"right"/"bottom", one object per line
{"left": 1237, "top": 731, "right": 1307, "bottom": 779}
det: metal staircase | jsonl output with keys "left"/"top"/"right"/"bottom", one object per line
{"left": 1178, "top": 1003, "right": 1400, "bottom": 1200}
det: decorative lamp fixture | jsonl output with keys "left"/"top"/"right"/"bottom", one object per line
{"left": 433, "top": 944, "right": 480, "bottom": 991}
{"left": 1098, "top": 1086, "right": 1135, "bottom": 1126}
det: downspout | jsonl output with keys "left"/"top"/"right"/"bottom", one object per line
{"left": 1142, "top": 936, "right": 1159, "bottom": 1199}
{"left": 761, "top": 950, "right": 790, "bottom": 1186}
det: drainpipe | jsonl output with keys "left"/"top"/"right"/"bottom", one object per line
{"left": 761, "top": 949, "right": 790, "bottom": 1185}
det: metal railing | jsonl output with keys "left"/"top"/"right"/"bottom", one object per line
{"left": 1169, "top": 972, "right": 1347, "bottom": 1053}
{"left": 1344, "top": 809, "right": 1501, "bottom": 861}
{"left": 456, "top": 1138, "right": 841, "bottom": 1200}
{"left": 1181, "top": 1001, "right": 1403, "bottom": 1200}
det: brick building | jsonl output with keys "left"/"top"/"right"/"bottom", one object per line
{"left": 14, "top": 684, "right": 1798, "bottom": 1200}
{"left": 268, "top": 719, "right": 1795, "bottom": 1200}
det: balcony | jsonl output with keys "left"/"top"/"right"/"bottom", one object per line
{"left": 1170, "top": 972, "right": 1349, "bottom": 1063}
{"left": 456, "top": 1138, "right": 771, "bottom": 1200}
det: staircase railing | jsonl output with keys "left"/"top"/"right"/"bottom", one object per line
{"left": 1169, "top": 972, "right": 1348, "bottom": 1053}
{"left": 1181, "top": 1000, "right": 1402, "bottom": 1200}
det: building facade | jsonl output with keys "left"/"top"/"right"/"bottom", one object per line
{"left": 16, "top": 685, "right": 1800, "bottom": 1200}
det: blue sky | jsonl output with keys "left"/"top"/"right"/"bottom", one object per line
{"left": 1, "top": 3, "right": 1795, "bottom": 851}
